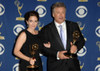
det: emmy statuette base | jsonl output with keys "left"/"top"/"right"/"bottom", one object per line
{"left": 27, "top": 65, "right": 39, "bottom": 71}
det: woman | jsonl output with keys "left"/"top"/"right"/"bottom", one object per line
{"left": 14, "top": 11, "right": 50, "bottom": 71}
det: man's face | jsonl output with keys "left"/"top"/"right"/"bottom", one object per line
{"left": 53, "top": 7, "right": 66, "bottom": 24}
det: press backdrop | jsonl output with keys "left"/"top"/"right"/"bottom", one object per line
{"left": 0, "top": 0, "right": 100, "bottom": 71}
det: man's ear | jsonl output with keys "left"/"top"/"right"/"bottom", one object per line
{"left": 52, "top": 13, "right": 54, "bottom": 17}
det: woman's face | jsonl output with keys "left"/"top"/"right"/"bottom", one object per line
{"left": 26, "top": 16, "right": 38, "bottom": 30}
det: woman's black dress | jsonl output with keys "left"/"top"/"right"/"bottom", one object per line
{"left": 19, "top": 30, "right": 43, "bottom": 71}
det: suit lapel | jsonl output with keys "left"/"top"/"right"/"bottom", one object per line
{"left": 66, "top": 21, "right": 71, "bottom": 51}
{"left": 50, "top": 22, "right": 64, "bottom": 49}
{"left": 50, "top": 21, "right": 72, "bottom": 50}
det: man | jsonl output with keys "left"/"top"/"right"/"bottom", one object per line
{"left": 39, "top": 2, "right": 85, "bottom": 71}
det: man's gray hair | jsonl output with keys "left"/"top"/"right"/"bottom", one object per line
{"left": 51, "top": 2, "right": 66, "bottom": 13}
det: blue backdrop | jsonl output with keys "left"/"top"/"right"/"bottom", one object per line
{"left": 0, "top": 0, "right": 100, "bottom": 71}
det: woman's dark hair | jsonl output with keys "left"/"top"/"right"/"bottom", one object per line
{"left": 24, "top": 10, "right": 39, "bottom": 21}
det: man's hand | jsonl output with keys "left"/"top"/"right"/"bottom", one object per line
{"left": 70, "top": 42, "right": 77, "bottom": 54}
{"left": 44, "top": 42, "right": 51, "bottom": 48}
{"left": 58, "top": 51, "right": 69, "bottom": 59}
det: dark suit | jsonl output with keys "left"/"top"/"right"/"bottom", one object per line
{"left": 39, "top": 20, "right": 85, "bottom": 71}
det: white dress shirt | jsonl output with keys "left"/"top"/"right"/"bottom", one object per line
{"left": 54, "top": 21, "right": 67, "bottom": 60}
{"left": 54, "top": 21, "right": 67, "bottom": 45}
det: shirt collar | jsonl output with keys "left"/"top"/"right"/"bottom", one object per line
{"left": 54, "top": 21, "right": 66, "bottom": 27}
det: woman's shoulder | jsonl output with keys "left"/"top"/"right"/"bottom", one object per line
{"left": 17, "top": 29, "right": 27, "bottom": 37}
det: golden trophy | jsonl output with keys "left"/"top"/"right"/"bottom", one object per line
{"left": 0, "top": 22, "right": 5, "bottom": 40}
{"left": 72, "top": 31, "right": 80, "bottom": 45}
{"left": 27, "top": 44, "right": 39, "bottom": 71}
{"left": 96, "top": 41, "right": 100, "bottom": 61}
{"left": 14, "top": 0, "right": 24, "bottom": 21}
{"left": 64, "top": 31, "right": 80, "bottom": 58}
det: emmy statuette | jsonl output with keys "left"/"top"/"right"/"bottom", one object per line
{"left": 64, "top": 31, "right": 80, "bottom": 58}
{"left": 27, "top": 44, "right": 39, "bottom": 71}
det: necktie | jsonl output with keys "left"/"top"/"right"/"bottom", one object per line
{"left": 59, "top": 25, "right": 66, "bottom": 49}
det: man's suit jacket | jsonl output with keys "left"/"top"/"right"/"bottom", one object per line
{"left": 39, "top": 20, "right": 85, "bottom": 71}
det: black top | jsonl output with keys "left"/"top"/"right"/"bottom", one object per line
{"left": 18, "top": 29, "right": 42, "bottom": 71}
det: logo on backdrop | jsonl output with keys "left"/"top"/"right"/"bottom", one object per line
{"left": 97, "top": 2, "right": 100, "bottom": 22}
{"left": 97, "top": 2, "right": 100, "bottom": 7}
{"left": 80, "top": 61, "right": 84, "bottom": 69}
{"left": 0, "top": 3, "right": 5, "bottom": 16}
{"left": 0, "top": 62, "right": 2, "bottom": 67}
{"left": 35, "top": 5, "right": 47, "bottom": 17}
{"left": 96, "top": 41, "right": 100, "bottom": 51}
{"left": 78, "top": 0, "right": 88, "bottom": 2}
{"left": 77, "top": 21, "right": 87, "bottom": 41}
{"left": 13, "top": 24, "right": 25, "bottom": 36}
{"left": 13, "top": 63, "right": 19, "bottom": 71}
{"left": 0, "top": 22, "right": 5, "bottom": 40}
{"left": 38, "top": 22, "right": 44, "bottom": 31}
{"left": 97, "top": 57, "right": 100, "bottom": 61}
{"left": 77, "top": 46, "right": 87, "bottom": 57}
{"left": 95, "top": 26, "right": 100, "bottom": 37}
{"left": 37, "top": 0, "right": 47, "bottom": 1}
{"left": 75, "top": 6, "right": 88, "bottom": 18}
{"left": 95, "top": 64, "right": 100, "bottom": 71}
{"left": 96, "top": 41, "right": 100, "bottom": 61}
{"left": 0, "top": 43, "right": 5, "bottom": 55}
{"left": 77, "top": 21, "right": 85, "bottom": 31}
{"left": 14, "top": 0, "right": 24, "bottom": 21}
{"left": 98, "top": 19, "right": 100, "bottom": 22}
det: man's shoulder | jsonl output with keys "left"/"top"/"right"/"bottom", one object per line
{"left": 65, "top": 20, "right": 77, "bottom": 24}
{"left": 43, "top": 22, "right": 53, "bottom": 28}
{"left": 40, "top": 22, "right": 53, "bottom": 32}
{"left": 65, "top": 20, "right": 78, "bottom": 27}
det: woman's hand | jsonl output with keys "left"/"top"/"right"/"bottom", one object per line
{"left": 29, "top": 58, "right": 36, "bottom": 65}
{"left": 44, "top": 42, "right": 51, "bottom": 48}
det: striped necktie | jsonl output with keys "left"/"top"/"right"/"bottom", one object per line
{"left": 59, "top": 25, "right": 66, "bottom": 49}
